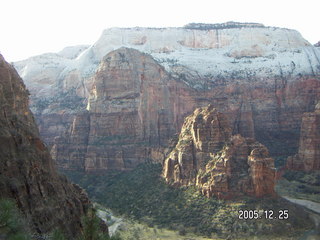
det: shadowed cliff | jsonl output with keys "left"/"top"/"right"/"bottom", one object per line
{"left": 0, "top": 54, "right": 90, "bottom": 238}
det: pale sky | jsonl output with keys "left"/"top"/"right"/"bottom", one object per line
{"left": 0, "top": 0, "right": 319, "bottom": 62}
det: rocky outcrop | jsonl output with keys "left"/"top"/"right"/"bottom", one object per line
{"left": 286, "top": 102, "right": 320, "bottom": 171}
{"left": 0, "top": 54, "right": 90, "bottom": 237}
{"left": 163, "top": 105, "right": 276, "bottom": 199}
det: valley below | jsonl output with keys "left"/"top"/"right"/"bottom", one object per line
{"left": 61, "top": 163, "right": 318, "bottom": 240}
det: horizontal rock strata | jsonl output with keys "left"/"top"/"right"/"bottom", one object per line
{"left": 287, "top": 102, "right": 320, "bottom": 171}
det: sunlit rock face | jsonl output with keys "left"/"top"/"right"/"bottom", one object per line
{"left": 287, "top": 102, "right": 320, "bottom": 171}
{"left": 163, "top": 105, "right": 276, "bottom": 199}
{"left": 13, "top": 23, "right": 320, "bottom": 171}
{"left": 0, "top": 54, "right": 90, "bottom": 237}
{"left": 53, "top": 48, "right": 197, "bottom": 171}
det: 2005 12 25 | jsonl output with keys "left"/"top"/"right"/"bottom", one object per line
{"left": 238, "top": 209, "right": 289, "bottom": 220}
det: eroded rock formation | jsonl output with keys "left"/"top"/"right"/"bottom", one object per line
{"left": 163, "top": 105, "right": 276, "bottom": 199}
{"left": 48, "top": 45, "right": 320, "bottom": 172}
{"left": 14, "top": 23, "right": 320, "bottom": 172}
{"left": 286, "top": 102, "right": 320, "bottom": 171}
{"left": 0, "top": 54, "right": 90, "bottom": 237}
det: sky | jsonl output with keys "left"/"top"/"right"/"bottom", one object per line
{"left": 0, "top": 0, "right": 319, "bottom": 62}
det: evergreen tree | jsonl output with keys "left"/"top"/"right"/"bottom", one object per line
{"left": 0, "top": 198, "right": 31, "bottom": 240}
{"left": 79, "top": 207, "right": 111, "bottom": 240}
{"left": 50, "top": 228, "right": 66, "bottom": 240}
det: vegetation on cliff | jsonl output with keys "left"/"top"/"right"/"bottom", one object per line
{"left": 0, "top": 198, "right": 121, "bottom": 240}
{"left": 0, "top": 198, "right": 31, "bottom": 240}
{"left": 33, "top": 88, "right": 85, "bottom": 113}
{"left": 0, "top": 54, "right": 93, "bottom": 238}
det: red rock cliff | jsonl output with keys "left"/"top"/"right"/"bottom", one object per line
{"left": 53, "top": 48, "right": 197, "bottom": 171}
{"left": 163, "top": 105, "right": 276, "bottom": 199}
{"left": 0, "top": 54, "right": 90, "bottom": 237}
{"left": 287, "top": 102, "right": 320, "bottom": 171}
{"left": 51, "top": 47, "right": 320, "bottom": 172}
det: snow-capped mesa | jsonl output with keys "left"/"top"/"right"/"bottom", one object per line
{"left": 14, "top": 22, "right": 320, "bottom": 100}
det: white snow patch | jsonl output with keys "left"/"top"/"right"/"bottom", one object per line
{"left": 58, "top": 45, "right": 90, "bottom": 59}
{"left": 14, "top": 26, "right": 320, "bottom": 97}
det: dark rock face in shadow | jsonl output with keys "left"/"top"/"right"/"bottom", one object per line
{"left": 0, "top": 54, "right": 90, "bottom": 238}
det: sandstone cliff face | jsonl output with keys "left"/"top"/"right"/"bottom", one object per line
{"left": 13, "top": 23, "right": 320, "bottom": 172}
{"left": 163, "top": 105, "right": 276, "bottom": 199}
{"left": 0, "top": 54, "right": 90, "bottom": 237}
{"left": 286, "top": 102, "right": 320, "bottom": 171}
{"left": 53, "top": 48, "right": 197, "bottom": 171}
{"left": 51, "top": 111, "right": 91, "bottom": 170}
{"left": 49, "top": 45, "right": 320, "bottom": 172}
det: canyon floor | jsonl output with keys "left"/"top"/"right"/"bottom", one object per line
{"left": 61, "top": 164, "right": 317, "bottom": 240}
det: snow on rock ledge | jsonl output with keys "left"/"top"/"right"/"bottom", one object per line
{"left": 13, "top": 23, "right": 320, "bottom": 101}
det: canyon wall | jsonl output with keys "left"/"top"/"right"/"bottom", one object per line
{"left": 52, "top": 46, "right": 320, "bottom": 172}
{"left": 0, "top": 54, "right": 90, "bottom": 237}
{"left": 287, "top": 102, "right": 320, "bottom": 171}
{"left": 52, "top": 48, "right": 196, "bottom": 171}
{"left": 14, "top": 23, "right": 320, "bottom": 171}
